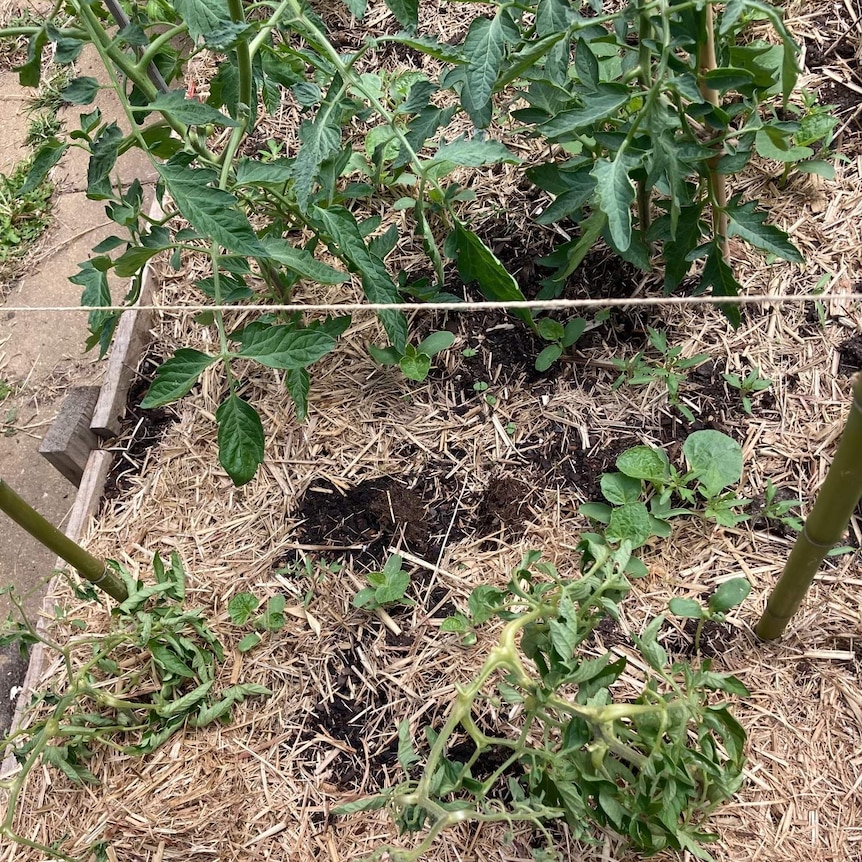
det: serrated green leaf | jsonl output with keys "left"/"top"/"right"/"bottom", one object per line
{"left": 539, "top": 85, "right": 630, "bottom": 137}
{"left": 397, "top": 719, "right": 420, "bottom": 769}
{"left": 699, "top": 241, "right": 742, "bottom": 328}
{"left": 141, "top": 349, "right": 216, "bottom": 408}
{"left": 237, "top": 322, "right": 336, "bottom": 370}
{"left": 343, "top": 0, "right": 367, "bottom": 19}
{"left": 147, "top": 90, "right": 240, "bottom": 127}
{"left": 157, "top": 162, "right": 265, "bottom": 257}
{"left": 156, "top": 680, "right": 213, "bottom": 717}
{"left": 216, "top": 395, "right": 264, "bottom": 486}
{"left": 462, "top": 15, "right": 508, "bottom": 127}
{"left": 228, "top": 592, "right": 260, "bottom": 624}
{"left": 87, "top": 122, "right": 123, "bottom": 200}
{"left": 317, "top": 207, "right": 407, "bottom": 350}
{"left": 20, "top": 139, "right": 67, "bottom": 195}
{"left": 261, "top": 237, "right": 349, "bottom": 284}
{"left": 15, "top": 28, "right": 47, "bottom": 88}
{"left": 173, "top": 0, "right": 247, "bottom": 47}
{"left": 536, "top": 0, "right": 572, "bottom": 37}
{"left": 149, "top": 642, "right": 195, "bottom": 678}
{"left": 113, "top": 244, "right": 165, "bottom": 278}
{"left": 333, "top": 794, "right": 388, "bottom": 815}
{"left": 292, "top": 103, "right": 342, "bottom": 212}
{"left": 754, "top": 128, "right": 813, "bottom": 163}
{"left": 234, "top": 158, "right": 295, "bottom": 186}
{"left": 592, "top": 154, "right": 635, "bottom": 252}
{"left": 285, "top": 367, "right": 310, "bottom": 421}
{"left": 430, "top": 136, "right": 519, "bottom": 167}
{"left": 725, "top": 197, "right": 802, "bottom": 262}
{"left": 62, "top": 76, "right": 99, "bottom": 105}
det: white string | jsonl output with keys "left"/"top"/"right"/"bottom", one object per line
{"left": 1, "top": 293, "right": 860, "bottom": 314}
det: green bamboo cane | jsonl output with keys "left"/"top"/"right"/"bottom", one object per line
{"left": 756, "top": 373, "right": 862, "bottom": 640}
{"left": 0, "top": 479, "right": 128, "bottom": 603}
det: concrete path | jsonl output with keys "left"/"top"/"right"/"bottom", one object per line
{"left": 0, "top": 45, "right": 156, "bottom": 733}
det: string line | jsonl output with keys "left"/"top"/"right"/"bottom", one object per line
{"left": 1, "top": 293, "right": 860, "bottom": 314}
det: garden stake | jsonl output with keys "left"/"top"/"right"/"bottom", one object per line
{"left": 756, "top": 373, "right": 862, "bottom": 639}
{"left": 0, "top": 479, "right": 128, "bottom": 602}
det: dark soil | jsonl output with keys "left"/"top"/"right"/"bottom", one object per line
{"left": 295, "top": 476, "right": 436, "bottom": 568}
{"left": 837, "top": 334, "right": 862, "bottom": 374}
{"left": 475, "top": 473, "right": 532, "bottom": 535}
{"left": 101, "top": 352, "right": 178, "bottom": 504}
{"left": 521, "top": 432, "right": 641, "bottom": 501}
{"left": 306, "top": 640, "right": 400, "bottom": 789}
{"left": 664, "top": 618, "right": 737, "bottom": 659}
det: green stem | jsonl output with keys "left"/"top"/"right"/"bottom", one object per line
{"left": 0, "top": 479, "right": 127, "bottom": 602}
{"left": 696, "top": 3, "right": 728, "bottom": 259}
{"left": 135, "top": 23, "right": 189, "bottom": 71}
{"left": 227, "top": 0, "right": 253, "bottom": 110}
{"left": 756, "top": 373, "right": 862, "bottom": 639}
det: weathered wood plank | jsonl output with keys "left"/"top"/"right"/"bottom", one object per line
{"left": 38, "top": 386, "right": 100, "bottom": 486}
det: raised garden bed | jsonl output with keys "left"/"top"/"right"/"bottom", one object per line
{"left": 1, "top": 1, "right": 862, "bottom": 861}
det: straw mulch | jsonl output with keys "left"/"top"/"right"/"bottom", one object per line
{"left": 2, "top": 2, "right": 862, "bottom": 861}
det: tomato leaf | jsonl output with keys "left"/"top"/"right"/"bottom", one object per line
{"left": 215, "top": 395, "right": 264, "bottom": 486}
{"left": 141, "top": 349, "right": 216, "bottom": 408}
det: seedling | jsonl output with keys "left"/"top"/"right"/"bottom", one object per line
{"left": 353, "top": 555, "right": 414, "bottom": 611}
{"left": 581, "top": 430, "right": 750, "bottom": 562}
{"left": 669, "top": 577, "right": 752, "bottom": 653}
{"left": 369, "top": 331, "right": 455, "bottom": 382}
{"left": 534, "top": 316, "right": 586, "bottom": 371}
{"left": 723, "top": 366, "right": 772, "bottom": 415}
{"left": 612, "top": 329, "right": 709, "bottom": 422}
{"left": 227, "top": 591, "right": 287, "bottom": 653}
{"left": 758, "top": 480, "right": 803, "bottom": 532}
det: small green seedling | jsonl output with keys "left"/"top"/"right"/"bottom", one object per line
{"left": 722, "top": 366, "right": 772, "bottom": 415}
{"left": 612, "top": 328, "right": 709, "bottom": 422}
{"left": 581, "top": 431, "right": 750, "bottom": 563}
{"left": 534, "top": 316, "right": 586, "bottom": 371}
{"left": 669, "top": 577, "right": 752, "bottom": 653}
{"left": 353, "top": 554, "right": 414, "bottom": 611}
{"left": 759, "top": 480, "right": 803, "bottom": 532}
{"left": 228, "top": 591, "right": 287, "bottom": 652}
{"left": 369, "top": 331, "right": 455, "bottom": 382}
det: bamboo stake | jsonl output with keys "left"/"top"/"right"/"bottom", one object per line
{"left": 0, "top": 479, "right": 128, "bottom": 603}
{"left": 756, "top": 374, "right": 862, "bottom": 640}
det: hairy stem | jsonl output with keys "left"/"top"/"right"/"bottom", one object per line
{"left": 697, "top": 3, "right": 728, "bottom": 258}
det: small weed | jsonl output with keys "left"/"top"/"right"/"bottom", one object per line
{"left": 723, "top": 366, "right": 771, "bottom": 415}
{"left": 0, "top": 158, "right": 53, "bottom": 270}
{"left": 26, "top": 112, "right": 62, "bottom": 149}
{"left": 612, "top": 328, "right": 708, "bottom": 422}
{"left": 669, "top": 577, "right": 752, "bottom": 653}
{"left": 353, "top": 554, "right": 414, "bottom": 611}
{"left": 25, "top": 66, "right": 73, "bottom": 113}
{"left": 759, "top": 480, "right": 803, "bottom": 532}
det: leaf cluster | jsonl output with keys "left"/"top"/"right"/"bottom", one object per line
{"left": 343, "top": 550, "right": 749, "bottom": 860}
{"left": 0, "top": 553, "right": 270, "bottom": 857}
